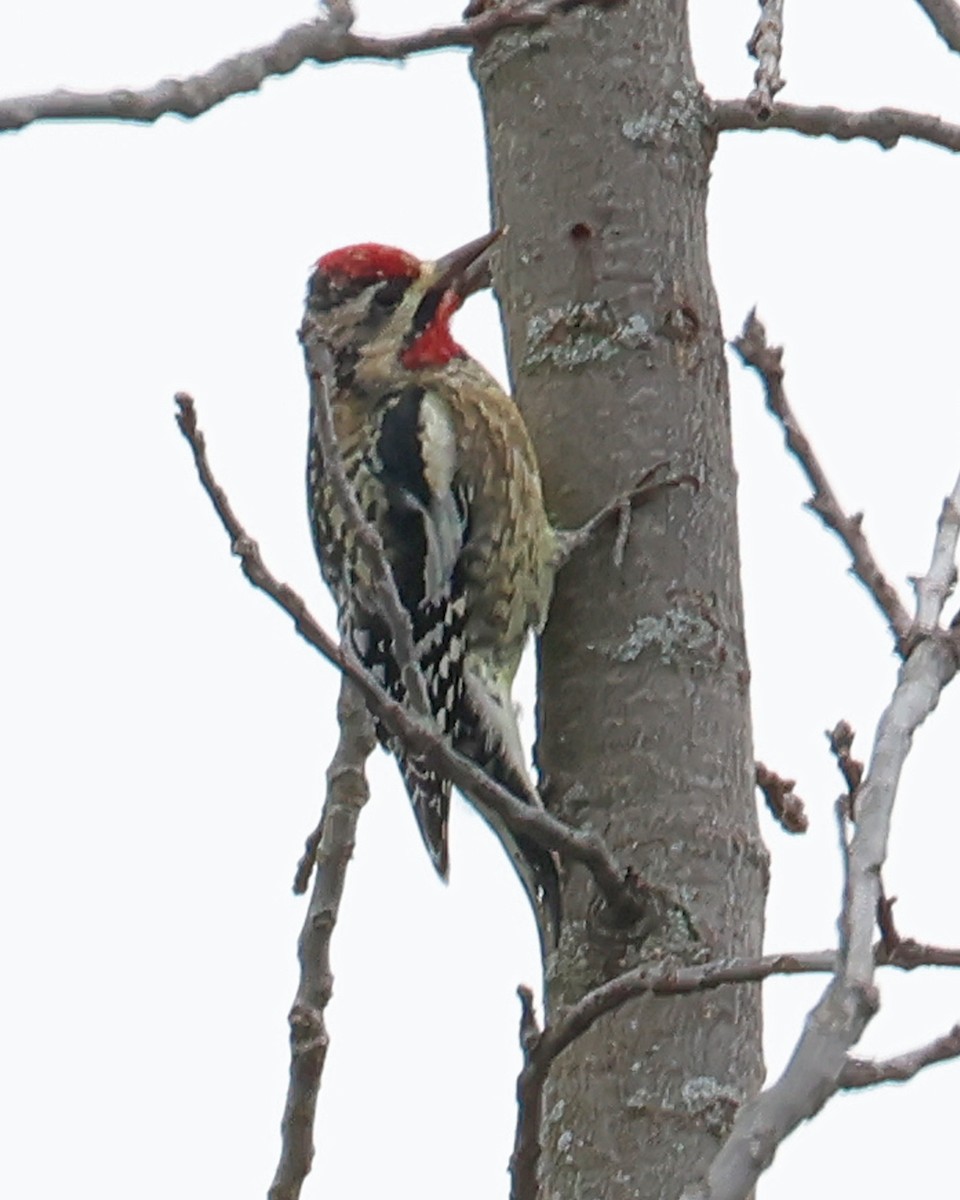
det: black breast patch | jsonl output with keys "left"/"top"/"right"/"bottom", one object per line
{"left": 377, "top": 387, "right": 431, "bottom": 507}
{"left": 374, "top": 387, "right": 430, "bottom": 610}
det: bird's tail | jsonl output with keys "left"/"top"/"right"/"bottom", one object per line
{"left": 396, "top": 752, "right": 451, "bottom": 880}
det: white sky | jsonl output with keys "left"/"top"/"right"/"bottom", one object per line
{"left": 2, "top": 2, "right": 959, "bottom": 1197}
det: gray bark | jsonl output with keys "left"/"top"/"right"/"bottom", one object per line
{"left": 473, "top": 3, "right": 767, "bottom": 1196}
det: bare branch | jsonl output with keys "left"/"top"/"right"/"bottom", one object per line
{"left": 684, "top": 633, "right": 959, "bottom": 1200}
{"left": 511, "top": 986, "right": 545, "bottom": 1200}
{"left": 0, "top": 0, "right": 621, "bottom": 133}
{"left": 269, "top": 679, "right": 376, "bottom": 1200}
{"left": 912, "top": 470, "right": 960, "bottom": 633}
{"left": 839, "top": 1024, "right": 960, "bottom": 1089}
{"left": 713, "top": 98, "right": 960, "bottom": 154}
{"left": 914, "top": 0, "right": 960, "bottom": 53}
{"left": 732, "top": 311, "right": 914, "bottom": 652}
{"left": 544, "top": 954, "right": 831, "bottom": 1066}
{"left": 173, "top": 394, "right": 649, "bottom": 924}
{"left": 505, "top": 935, "right": 960, "bottom": 1180}
{"left": 746, "top": 0, "right": 785, "bottom": 118}
{"left": 755, "top": 762, "right": 808, "bottom": 833}
{"left": 537, "top": 941, "right": 960, "bottom": 1068}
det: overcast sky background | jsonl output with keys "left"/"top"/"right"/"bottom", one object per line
{"left": 2, "top": 2, "right": 959, "bottom": 1197}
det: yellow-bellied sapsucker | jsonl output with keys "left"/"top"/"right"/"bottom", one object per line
{"left": 304, "top": 231, "right": 560, "bottom": 944}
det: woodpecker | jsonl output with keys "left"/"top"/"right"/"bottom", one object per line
{"left": 303, "top": 230, "right": 562, "bottom": 946}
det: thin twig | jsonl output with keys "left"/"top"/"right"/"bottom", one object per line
{"left": 746, "top": 0, "right": 785, "bottom": 118}
{"left": 0, "top": 0, "right": 621, "bottom": 133}
{"left": 839, "top": 1024, "right": 960, "bottom": 1088}
{"left": 536, "top": 941, "right": 960, "bottom": 1067}
{"left": 755, "top": 762, "right": 808, "bottom": 833}
{"left": 175, "top": 392, "right": 349, "bottom": 676}
{"left": 174, "top": 393, "right": 648, "bottom": 924}
{"left": 914, "top": 0, "right": 960, "bottom": 53}
{"left": 713, "top": 98, "right": 960, "bottom": 154}
{"left": 550, "top": 461, "right": 697, "bottom": 569}
{"left": 732, "top": 310, "right": 913, "bottom": 652}
{"left": 268, "top": 679, "right": 377, "bottom": 1200}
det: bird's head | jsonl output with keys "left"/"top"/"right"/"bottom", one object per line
{"left": 304, "top": 230, "right": 502, "bottom": 380}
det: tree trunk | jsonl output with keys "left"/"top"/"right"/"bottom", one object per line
{"left": 473, "top": 3, "right": 767, "bottom": 1196}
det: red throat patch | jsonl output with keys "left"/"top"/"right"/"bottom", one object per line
{"left": 315, "top": 243, "right": 421, "bottom": 281}
{"left": 401, "top": 291, "right": 465, "bottom": 369}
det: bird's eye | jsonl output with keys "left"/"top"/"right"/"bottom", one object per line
{"left": 372, "top": 278, "right": 408, "bottom": 312}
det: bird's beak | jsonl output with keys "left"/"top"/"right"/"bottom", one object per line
{"left": 429, "top": 228, "right": 505, "bottom": 299}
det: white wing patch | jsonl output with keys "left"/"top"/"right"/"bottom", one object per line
{"left": 417, "top": 392, "right": 464, "bottom": 602}
{"left": 418, "top": 391, "right": 457, "bottom": 499}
